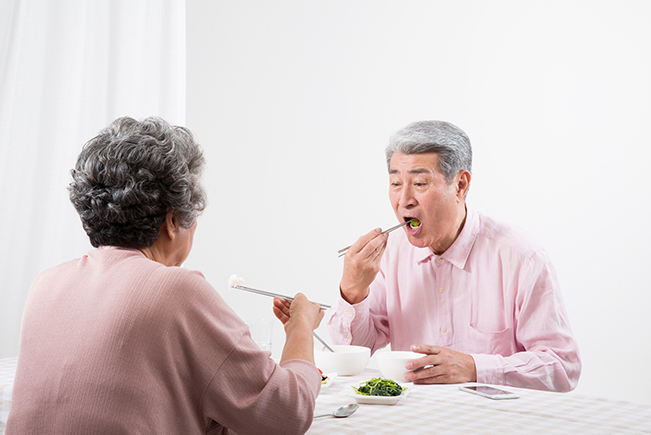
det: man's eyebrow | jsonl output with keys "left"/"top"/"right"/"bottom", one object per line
{"left": 389, "top": 168, "right": 433, "bottom": 174}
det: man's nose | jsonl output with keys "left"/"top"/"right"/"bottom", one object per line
{"left": 399, "top": 186, "right": 417, "bottom": 208}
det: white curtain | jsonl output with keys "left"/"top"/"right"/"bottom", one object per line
{"left": 0, "top": 0, "right": 186, "bottom": 357}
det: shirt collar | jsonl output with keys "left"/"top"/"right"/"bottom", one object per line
{"left": 414, "top": 205, "right": 480, "bottom": 269}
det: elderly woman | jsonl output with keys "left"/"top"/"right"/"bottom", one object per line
{"left": 7, "top": 117, "right": 323, "bottom": 434}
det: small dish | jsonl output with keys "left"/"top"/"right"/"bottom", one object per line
{"left": 349, "top": 383, "right": 409, "bottom": 405}
{"left": 321, "top": 372, "right": 337, "bottom": 388}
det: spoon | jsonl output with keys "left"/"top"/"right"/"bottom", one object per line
{"left": 313, "top": 403, "right": 359, "bottom": 419}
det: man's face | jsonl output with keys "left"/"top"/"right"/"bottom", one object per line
{"left": 388, "top": 152, "right": 467, "bottom": 254}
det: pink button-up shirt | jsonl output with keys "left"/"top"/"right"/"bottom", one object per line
{"left": 328, "top": 206, "right": 581, "bottom": 392}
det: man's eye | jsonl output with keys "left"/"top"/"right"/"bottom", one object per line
{"left": 391, "top": 182, "right": 402, "bottom": 187}
{"left": 414, "top": 182, "right": 426, "bottom": 187}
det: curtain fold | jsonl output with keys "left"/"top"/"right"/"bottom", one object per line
{"left": 0, "top": 0, "right": 186, "bottom": 357}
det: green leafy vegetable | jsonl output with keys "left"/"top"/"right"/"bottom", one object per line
{"left": 353, "top": 378, "right": 406, "bottom": 397}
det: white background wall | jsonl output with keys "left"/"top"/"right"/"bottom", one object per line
{"left": 0, "top": 0, "right": 185, "bottom": 359}
{"left": 186, "top": 1, "right": 651, "bottom": 405}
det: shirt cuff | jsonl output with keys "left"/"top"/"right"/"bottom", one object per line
{"left": 327, "top": 293, "right": 370, "bottom": 345}
{"left": 471, "top": 353, "right": 506, "bottom": 385}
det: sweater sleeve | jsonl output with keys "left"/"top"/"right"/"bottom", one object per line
{"left": 166, "top": 270, "right": 321, "bottom": 434}
{"left": 202, "top": 335, "right": 321, "bottom": 435}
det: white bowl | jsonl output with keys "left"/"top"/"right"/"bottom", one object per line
{"left": 376, "top": 351, "right": 422, "bottom": 382}
{"left": 314, "top": 345, "right": 371, "bottom": 376}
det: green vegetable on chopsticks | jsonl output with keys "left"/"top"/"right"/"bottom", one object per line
{"left": 353, "top": 378, "right": 406, "bottom": 397}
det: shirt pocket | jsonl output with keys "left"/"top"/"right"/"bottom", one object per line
{"left": 467, "top": 324, "right": 516, "bottom": 356}
{"left": 469, "top": 282, "right": 511, "bottom": 334}
{"left": 469, "top": 297, "right": 508, "bottom": 334}
{"left": 468, "top": 295, "right": 515, "bottom": 355}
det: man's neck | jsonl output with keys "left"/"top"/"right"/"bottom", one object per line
{"left": 430, "top": 204, "right": 467, "bottom": 255}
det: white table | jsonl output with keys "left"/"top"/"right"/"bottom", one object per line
{"left": 310, "top": 369, "right": 651, "bottom": 434}
{"left": 0, "top": 357, "right": 17, "bottom": 435}
{"left": 3, "top": 358, "right": 650, "bottom": 434}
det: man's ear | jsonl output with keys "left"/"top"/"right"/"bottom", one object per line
{"left": 456, "top": 170, "right": 471, "bottom": 200}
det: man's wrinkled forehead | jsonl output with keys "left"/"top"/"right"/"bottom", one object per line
{"left": 388, "top": 152, "right": 440, "bottom": 175}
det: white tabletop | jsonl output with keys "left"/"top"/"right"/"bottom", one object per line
{"left": 0, "top": 357, "right": 17, "bottom": 435}
{"left": 309, "top": 369, "right": 651, "bottom": 434}
{"left": 3, "top": 358, "right": 650, "bottom": 434}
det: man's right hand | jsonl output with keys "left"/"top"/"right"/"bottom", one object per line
{"left": 339, "top": 228, "right": 388, "bottom": 304}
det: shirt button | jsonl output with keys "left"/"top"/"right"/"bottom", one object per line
{"left": 441, "top": 327, "right": 448, "bottom": 333}
{"left": 439, "top": 288, "right": 445, "bottom": 293}
{"left": 435, "top": 258, "right": 442, "bottom": 264}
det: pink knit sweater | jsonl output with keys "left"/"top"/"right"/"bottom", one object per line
{"left": 7, "top": 246, "right": 320, "bottom": 434}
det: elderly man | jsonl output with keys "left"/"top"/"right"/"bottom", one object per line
{"left": 328, "top": 120, "right": 581, "bottom": 392}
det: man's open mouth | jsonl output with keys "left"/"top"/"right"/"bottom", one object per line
{"left": 404, "top": 217, "right": 422, "bottom": 230}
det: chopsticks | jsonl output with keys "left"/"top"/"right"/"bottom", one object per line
{"left": 230, "top": 281, "right": 334, "bottom": 350}
{"left": 231, "top": 284, "right": 332, "bottom": 310}
{"left": 313, "top": 331, "right": 335, "bottom": 352}
{"left": 337, "top": 219, "right": 413, "bottom": 257}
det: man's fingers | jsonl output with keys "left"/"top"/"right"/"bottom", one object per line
{"left": 372, "top": 241, "right": 388, "bottom": 262}
{"left": 405, "top": 363, "right": 461, "bottom": 384}
{"left": 406, "top": 356, "right": 435, "bottom": 371}
{"left": 348, "top": 228, "right": 385, "bottom": 256}
{"left": 406, "top": 365, "right": 437, "bottom": 382}
{"left": 410, "top": 371, "right": 454, "bottom": 384}
{"left": 406, "top": 345, "right": 442, "bottom": 370}
{"left": 404, "top": 346, "right": 477, "bottom": 384}
{"left": 411, "top": 344, "right": 442, "bottom": 355}
{"left": 360, "top": 232, "right": 388, "bottom": 259}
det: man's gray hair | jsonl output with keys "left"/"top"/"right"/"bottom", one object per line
{"left": 385, "top": 120, "right": 472, "bottom": 183}
{"left": 69, "top": 116, "right": 207, "bottom": 248}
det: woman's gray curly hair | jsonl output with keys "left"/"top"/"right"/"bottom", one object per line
{"left": 69, "top": 116, "right": 207, "bottom": 248}
{"left": 385, "top": 120, "right": 472, "bottom": 183}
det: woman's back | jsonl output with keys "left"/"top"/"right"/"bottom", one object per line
{"left": 8, "top": 246, "right": 319, "bottom": 434}
{"left": 8, "top": 117, "right": 322, "bottom": 434}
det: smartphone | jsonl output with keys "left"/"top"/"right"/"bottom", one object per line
{"left": 459, "top": 385, "right": 519, "bottom": 400}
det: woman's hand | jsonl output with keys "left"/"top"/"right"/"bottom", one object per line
{"left": 273, "top": 294, "right": 324, "bottom": 331}
{"left": 274, "top": 294, "right": 325, "bottom": 364}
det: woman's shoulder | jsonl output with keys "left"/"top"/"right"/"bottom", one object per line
{"left": 89, "top": 247, "right": 219, "bottom": 305}
{"left": 142, "top": 262, "right": 216, "bottom": 302}
{"left": 97, "top": 246, "right": 209, "bottom": 283}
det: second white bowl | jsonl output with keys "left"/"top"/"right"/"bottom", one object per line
{"left": 376, "top": 351, "right": 422, "bottom": 381}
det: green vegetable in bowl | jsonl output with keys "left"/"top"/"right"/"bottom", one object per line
{"left": 353, "top": 378, "right": 406, "bottom": 397}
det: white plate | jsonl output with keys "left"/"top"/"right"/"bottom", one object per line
{"left": 321, "top": 372, "right": 337, "bottom": 388}
{"left": 349, "top": 383, "right": 410, "bottom": 405}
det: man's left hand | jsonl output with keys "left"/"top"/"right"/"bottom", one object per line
{"left": 404, "top": 344, "right": 477, "bottom": 384}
